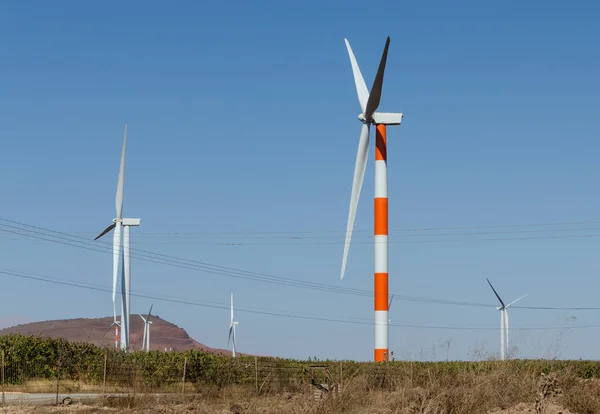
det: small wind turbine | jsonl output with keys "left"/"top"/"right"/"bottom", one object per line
{"left": 340, "top": 36, "right": 403, "bottom": 362}
{"left": 139, "top": 304, "right": 153, "bottom": 352}
{"left": 102, "top": 318, "right": 121, "bottom": 349}
{"left": 228, "top": 293, "right": 239, "bottom": 358}
{"left": 94, "top": 124, "right": 141, "bottom": 351}
{"left": 486, "top": 278, "right": 527, "bottom": 360}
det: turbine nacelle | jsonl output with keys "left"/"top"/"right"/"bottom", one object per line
{"left": 357, "top": 112, "right": 403, "bottom": 126}
{"left": 121, "top": 218, "right": 141, "bottom": 227}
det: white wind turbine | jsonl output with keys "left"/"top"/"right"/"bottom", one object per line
{"left": 228, "top": 293, "right": 239, "bottom": 358}
{"left": 105, "top": 318, "right": 121, "bottom": 349}
{"left": 102, "top": 316, "right": 121, "bottom": 349}
{"left": 139, "top": 304, "right": 153, "bottom": 352}
{"left": 94, "top": 124, "right": 141, "bottom": 351}
{"left": 486, "top": 278, "right": 527, "bottom": 360}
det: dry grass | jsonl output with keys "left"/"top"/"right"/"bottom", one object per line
{"left": 3, "top": 379, "right": 103, "bottom": 394}
{"left": 1, "top": 379, "right": 186, "bottom": 395}
{"left": 3, "top": 364, "right": 600, "bottom": 413}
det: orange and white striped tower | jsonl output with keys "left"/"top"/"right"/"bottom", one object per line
{"left": 374, "top": 124, "right": 389, "bottom": 362}
{"left": 340, "top": 37, "right": 402, "bottom": 362}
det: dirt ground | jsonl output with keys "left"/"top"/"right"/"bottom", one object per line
{"left": 487, "top": 402, "right": 575, "bottom": 414}
{"left": 0, "top": 400, "right": 580, "bottom": 414}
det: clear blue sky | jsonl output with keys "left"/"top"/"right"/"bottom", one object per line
{"left": 1, "top": 0, "right": 600, "bottom": 361}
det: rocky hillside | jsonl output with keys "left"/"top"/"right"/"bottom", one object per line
{"left": 0, "top": 316, "right": 233, "bottom": 355}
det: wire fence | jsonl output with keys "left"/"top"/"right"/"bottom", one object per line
{"left": 0, "top": 348, "right": 354, "bottom": 406}
{"left": 4, "top": 342, "right": 600, "bottom": 407}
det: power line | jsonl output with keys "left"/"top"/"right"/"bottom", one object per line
{"left": 0, "top": 218, "right": 493, "bottom": 308}
{"left": 76, "top": 230, "right": 600, "bottom": 245}
{"left": 1, "top": 218, "right": 598, "bottom": 312}
{"left": 63, "top": 220, "right": 600, "bottom": 237}
{"left": 0, "top": 268, "right": 372, "bottom": 324}
{"left": 5, "top": 224, "right": 600, "bottom": 246}
{"left": 190, "top": 233, "right": 600, "bottom": 246}
{"left": 0, "top": 267, "right": 596, "bottom": 332}
{"left": 0, "top": 221, "right": 375, "bottom": 297}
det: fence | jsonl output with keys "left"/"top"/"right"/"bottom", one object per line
{"left": 4, "top": 338, "right": 600, "bottom": 407}
{"left": 0, "top": 348, "right": 351, "bottom": 406}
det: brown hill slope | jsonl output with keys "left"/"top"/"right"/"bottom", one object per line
{"left": 0, "top": 316, "right": 233, "bottom": 355}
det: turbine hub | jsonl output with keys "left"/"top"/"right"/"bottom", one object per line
{"left": 357, "top": 113, "right": 372, "bottom": 124}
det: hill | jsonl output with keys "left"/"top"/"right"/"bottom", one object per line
{"left": 0, "top": 316, "right": 234, "bottom": 355}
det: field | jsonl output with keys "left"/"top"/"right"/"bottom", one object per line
{"left": 2, "top": 334, "right": 600, "bottom": 413}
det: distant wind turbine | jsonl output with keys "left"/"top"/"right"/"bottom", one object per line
{"left": 139, "top": 304, "right": 153, "bottom": 352}
{"left": 103, "top": 318, "right": 121, "bottom": 349}
{"left": 94, "top": 124, "right": 141, "bottom": 351}
{"left": 486, "top": 278, "right": 527, "bottom": 360}
{"left": 228, "top": 293, "right": 239, "bottom": 358}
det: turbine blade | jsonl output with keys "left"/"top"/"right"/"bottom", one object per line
{"left": 115, "top": 124, "right": 127, "bottom": 220}
{"left": 94, "top": 223, "right": 116, "bottom": 241}
{"left": 228, "top": 325, "right": 233, "bottom": 346}
{"left": 506, "top": 294, "right": 528, "bottom": 308}
{"left": 388, "top": 293, "right": 394, "bottom": 310}
{"left": 341, "top": 123, "right": 370, "bottom": 280}
{"left": 139, "top": 314, "right": 146, "bottom": 322}
{"left": 344, "top": 38, "right": 369, "bottom": 114}
{"left": 486, "top": 278, "right": 506, "bottom": 308}
{"left": 364, "top": 36, "right": 390, "bottom": 121}
{"left": 102, "top": 322, "right": 115, "bottom": 338}
{"left": 230, "top": 293, "right": 234, "bottom": 323}
{"left": 147, "top": 304, "right": 153, "bottom": 322}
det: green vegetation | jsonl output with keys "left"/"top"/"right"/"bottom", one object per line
{"left": 4, "top": 334, "right": 600, "bottom": 412}
{"left": 2, "top": 333, "right": 600, "bottom": 393}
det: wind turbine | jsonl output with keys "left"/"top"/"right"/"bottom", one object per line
{"left": 486, "top": 278, "right": 527, "bottom": 360}
{"left": 102, "top": 318, "right": 121, "bottom": 349}
{"left": 340, "top": 36, "right": 403, "bottom": 362}
{"left": 228, "top": 293, "right": 239, "bottom": 358}
{"left": 139, "top": 304, "right": 153, "bottom": 352}
{"left": 94, "top": 124, "right": 141, "bottom": 351}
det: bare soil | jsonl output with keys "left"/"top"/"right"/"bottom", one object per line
{"left": 0, "top": 396, "right": 581, "bottom": 414}
{"left": 487, "top": 402, "right": 574, "bottom": 414}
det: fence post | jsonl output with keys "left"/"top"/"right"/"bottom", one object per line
{"left": 181, "top": 357, "right": 187, "bottom": 394}
{"left": 2, "top": 350, "right": 5, "bottom": 405}
{"left": 55, "top": 361, "right": 60, "bottom": 406}
{"left": 254, "top": 356, "right": 258, "bottom": 393}
{"left": 102, "top": 352, "right": 108, "bottom": 395}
